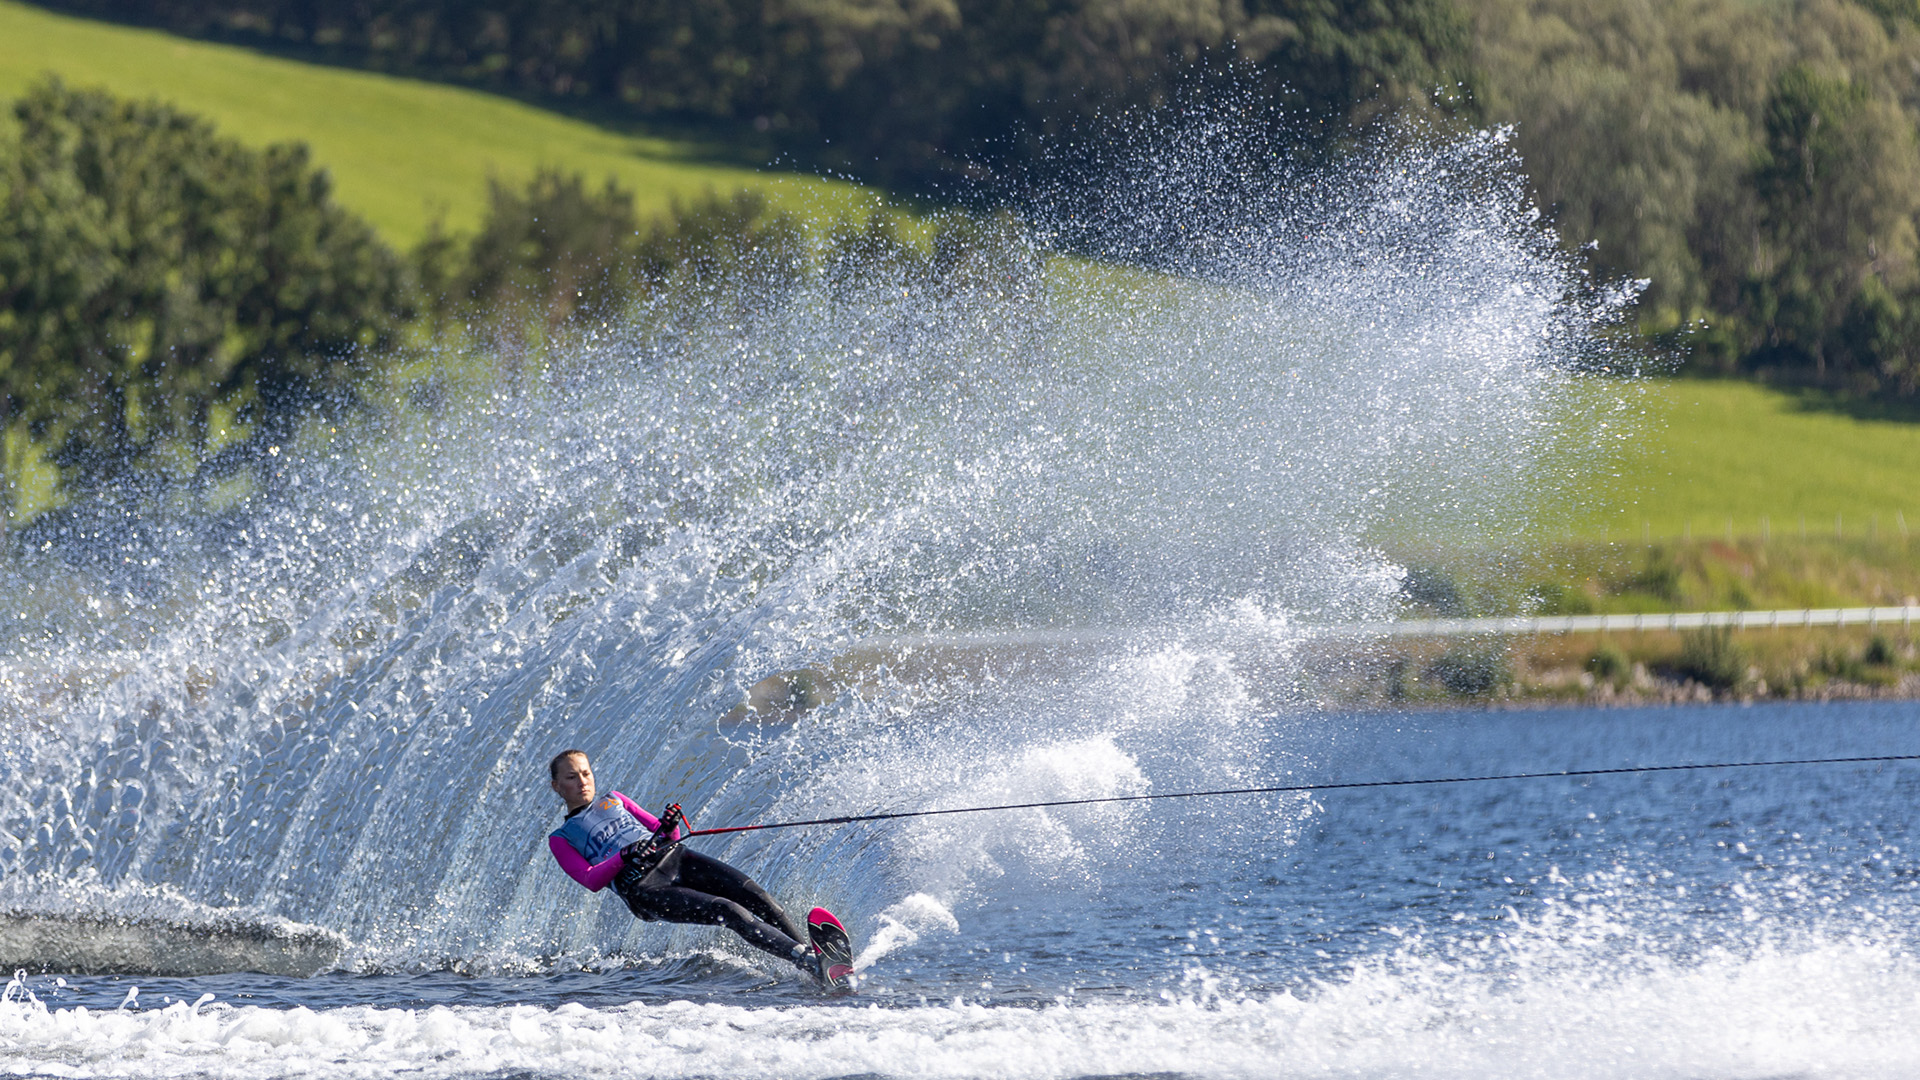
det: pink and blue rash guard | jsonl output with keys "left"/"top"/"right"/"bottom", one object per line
{"left": 549, "top": 791, "right": 678, "bottom": 892}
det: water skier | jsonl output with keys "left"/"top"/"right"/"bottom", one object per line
{"left": 546, "top": 749, "right": 849, "bottom": 984}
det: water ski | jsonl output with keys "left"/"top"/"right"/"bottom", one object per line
{"left": 807, "top": 906, "right": 855, "bottom": 992}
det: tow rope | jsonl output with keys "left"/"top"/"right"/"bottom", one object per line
{"left": 683, "top": 752, "right": 1920, "bottom": 838}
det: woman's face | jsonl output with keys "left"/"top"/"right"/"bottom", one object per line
{"left": 551, "top": 754, "right": 595, "bottom": 810}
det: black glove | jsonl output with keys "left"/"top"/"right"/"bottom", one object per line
{"left": 618, "top": 803, "right": 684, "bottom": 872}
{"left": 617, "top": 837, "right": 667, "bottom": 890}
{"left": 654, "top": 802, "right": 685, "bottom": 839}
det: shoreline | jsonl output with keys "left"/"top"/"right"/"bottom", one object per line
{"left": 1455, "top": 673, "right": 1920, "bottom": 710}
{"left": 1319, "top": 620, "right": 1920, "bottom": 710}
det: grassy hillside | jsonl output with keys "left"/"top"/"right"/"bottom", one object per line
{"left": 7, "top": 2, "right": 1920, "bottom": 553}
{"left": 1541, "top": 379, "right": 1920, "bottom": 542}
{"left": 0, "top": 0, "right": 876, "bottom": 246}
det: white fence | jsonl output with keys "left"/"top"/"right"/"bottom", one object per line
{"left": 1355, "top": 606, "right": 1920, "bottom": 637}
{"left": 867, "top": 606, "right": 1920, "bottom": 651}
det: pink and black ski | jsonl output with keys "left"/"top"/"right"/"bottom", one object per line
{"left": 806, "top": 906, "right": 855, "bottom": 992}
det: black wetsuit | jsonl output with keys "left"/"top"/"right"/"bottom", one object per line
{"left": 552, "top": 793, "right": 813, "bottom": 973}
{"left": 616, "top": 843, "right": 810, "bottom": 967}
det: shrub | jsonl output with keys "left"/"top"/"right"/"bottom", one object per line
{"left": 1533, "top": 582, "right": 1595, "bottom": 615}
{"left": 1675, "top": 626, "right": 1749, "bottom": 691}
{"left": 1864, "top": 633, "right": 1900, "bottom": 667}
{"left": 1430, "top": 645, "right": 1510, "bottom": 696}
{"left": 1588, "top": 640, "right": 1631, "bottom": 683}
{"left": 1401, "top": 567, "right": 1468, "bottom": 616}
{"left": 1627, "top": 550, "right": 1686, "bottom": 605}
{"left": 1821, "top": 638, "right": 1901, "bottom": 685}
{"left": 634, "top": 188, "right": 806, "bottom": 289}
{"left": 1385, "top": 657, "right": 1415, "bottom": 700}
{"left": 447, "top": 179, "right": 1037, "bottom": 347}
{"left": 1817, "top": 644, "right": 1874, "bottom": 684}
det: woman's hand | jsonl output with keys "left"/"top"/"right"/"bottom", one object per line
{"left": 654, "top": 803, "right": 686, "bottom": 838}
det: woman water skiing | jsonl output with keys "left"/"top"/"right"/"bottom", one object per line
{"left": 546, "top": 749, "right": 850, "bottom": 984}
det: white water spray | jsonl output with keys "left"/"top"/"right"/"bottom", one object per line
{"left": 0, "top": 123, "right": 1624, "bottom": 975}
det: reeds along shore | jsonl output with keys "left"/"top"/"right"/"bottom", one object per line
{"left": 1354, "top": 535, "right": 1920, "bottom": 705}
{"left": 1333, "top": 625, "right": 1920, "bottom": 707}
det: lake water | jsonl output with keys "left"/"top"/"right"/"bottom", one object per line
{"left": 0, "top": 120, "right": 1886, "bottom": 1077}
{"left": 7, "top": 698, "right": 1917, "bottom": 1079}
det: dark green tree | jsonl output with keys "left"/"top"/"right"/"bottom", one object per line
{"left": 1745, "top": 65, "right": 1920, "bottom": 384}
{"left": 632, "top": 187, "right": 805, "bottom": 286}
{"left": 461, "top": 168, "right": 643, "bottom": 341}
{"left": 38, "top": 0, "right": 1478, "bottom": 187}
{"left": 0, "top": 78, "right": 410, "bottom": 510}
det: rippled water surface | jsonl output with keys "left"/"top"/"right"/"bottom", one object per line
{"left": 0, "top": 116, "right": 1883, "bottom": 1077}
{"left": 8, "top": 699, "right": 1920, "bottom": 1079}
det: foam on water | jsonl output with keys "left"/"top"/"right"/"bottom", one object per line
{"left": 2, "top": 930, "right": 1917, "bottom": 1080}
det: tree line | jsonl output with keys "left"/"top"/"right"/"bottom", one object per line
{"left": 1470, "top": 0, "right": 1920, "bottom": 398}
{"left": 14, "top": 0, "right": 1920, "bottom": 524}
{"left": 37, "top": 0, "right": 1473, "bottom": 187}
{"left": 0, "top": 79, "right": 1029, "bottom": 527}
{"left": 37, "top": 0, "right": 1920, "bottom": 399}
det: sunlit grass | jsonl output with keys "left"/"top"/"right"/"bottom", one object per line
{"left": 1538, "top": 378, "right": 1920, "bottom": 542}
{"left": 7, "top": 1, "right": 1920, "bottom": 550}
{"left": 0, "top": 0, "right": 882, "bottom": 246}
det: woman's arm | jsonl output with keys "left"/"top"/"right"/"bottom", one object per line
{"left": 549, "top": 835, "right": 624, "bottom": 892}
{"left": 613, "top": 790, "right": 680, "bottom": 840}
{"left": 549, "top": 791, "right": 681, "bottom": 892}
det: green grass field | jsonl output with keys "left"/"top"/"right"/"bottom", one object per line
{"left": 7, "top": 1, "right": 1920, "bottom": 545}
{"left": 0, "top": 0, "right": 879, "bottom": 246}
{"left": 1539, "top": 378, "right": 1920, "bottom": 542}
